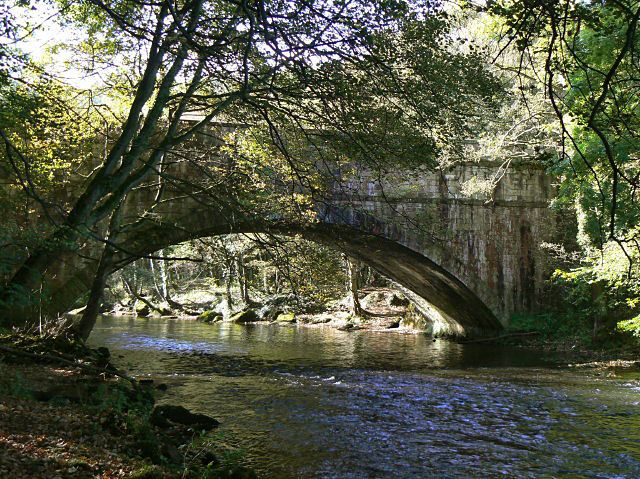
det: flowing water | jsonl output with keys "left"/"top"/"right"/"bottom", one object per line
{"left": 89, "top": 315, "right": 640, "bottom": 478}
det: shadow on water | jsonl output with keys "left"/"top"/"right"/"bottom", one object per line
{"left": 89, "top": 316, "right": 640, "bottom": 479}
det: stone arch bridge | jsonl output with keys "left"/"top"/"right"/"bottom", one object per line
{"left": 43, "top": 142, "right": 559, "bottom": 337}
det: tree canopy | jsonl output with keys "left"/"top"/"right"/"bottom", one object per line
{"left": 0, "top": 0, "right": 500, "bottom": 325}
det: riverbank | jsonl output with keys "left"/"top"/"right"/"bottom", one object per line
{"left": 0, "top": 334, "right": 256, "bottom": 479}
{"left": 93, "top": 286, "right": 428, "bottom": 335}
{"left": 189, "top": 287, "right": 429, "bottom": 334}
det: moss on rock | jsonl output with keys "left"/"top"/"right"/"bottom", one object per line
{"left": 197, "top": 310, "right": 222, "bottom": 323}
{"left": 276, "top": 312, "right": 296, "bottom": 323}
{"left": 230, "top": 309, "right": 259, "bottom": 323}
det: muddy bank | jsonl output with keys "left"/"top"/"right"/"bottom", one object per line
{"left": 455, "top": 328, "right": 640, "bottom": 366}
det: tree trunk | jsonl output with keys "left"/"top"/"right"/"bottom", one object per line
{"left": 345, "top": 256, "right": 364, "bottom": 317}
{"left": 237, "top": 253, "right": 250, "bottom": 305}
{"left": 263, "top": 269, "right": 269, "bottom": 293}
{"left": 0, "top": 2, "right": 205, "bottom": 328}
{"left": 274, "top": 269, "right": 281, "bottom": 294}
{"left": 224, "top": 270, "right": 234, "bottom": 313}
{"left": 149, "top": 258, "right": 160, "bottom": 298}
{"left": 0, "top": 228, "right": 77, "bottom": 327}
{"left": 149, "top": 252, "right": 169, "bottom": 302}
{"left": 122, "top": 276, "right": 167, "bottom": 316}
{"left": 75, "top": 246, "right": 115, "bottom": 341}
{"left": 75, "top": 207, "right": 122, "bottom": 341}
{"left": 158, "top": 251, "right": 168, "bottom": 299}
{"left": 591, "top": 280, "right": 606, "bottom": 339}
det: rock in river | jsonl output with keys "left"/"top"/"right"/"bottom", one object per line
{"left": 197, "top": 310, "right": 223, "bottom": 323}
{"left": 150, "top": 404, "right": 219, "bottom": 430}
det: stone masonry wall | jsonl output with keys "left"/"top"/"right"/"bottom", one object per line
{"left": 331, "top": 160, "right": 558, "bottom": 324}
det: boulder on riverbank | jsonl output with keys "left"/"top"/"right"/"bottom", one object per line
{"left": 297, "top": 313, "right": 333, "bottom": 324}
{"left": 400, "top": 303, "right": 430, "bottom": 331}
{"left": 197, "top": 310, "right": 223, "bottom": 323}
{"left": 135, "top": 302, "right": 151, "bottom": 317}
{"left": 361, "top": 291, "right": 387, "bottom": 309}
{"left": 230, "top": 309, "right": 260, "bottom": 323}
{"left": 275, "top": 312, "right": 296, "bottom": 323}
{"left": 389, "top": 292, "right": 410, "bottom": 307}
{"left": 337, "top": 322, "right": 363, "bottom": 331}
{"left": 258, "top": 305, "right": 283, "bottom": 321}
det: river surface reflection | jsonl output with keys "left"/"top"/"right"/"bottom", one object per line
{"left": 89, "top": 316, "right": 640, "bottom": 478}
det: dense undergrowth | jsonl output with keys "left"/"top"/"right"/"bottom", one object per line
{"left": 507, "top": 312, "right": 639, "bottom": 358}
{"left": 506, "top": 286, "right": 640, "bottom": 360}
{"left": 501, "top": 239, "right": 640, "bottom": 359}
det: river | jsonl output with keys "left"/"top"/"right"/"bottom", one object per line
{"left": 88, "top": 315, "right": 640, "bottom": 478}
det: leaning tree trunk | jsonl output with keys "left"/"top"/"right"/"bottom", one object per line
{"left": 121, "top": 276, "right": 167, "bottom": 316}
{"left": 0, "top": 1, "right": 207, "bottom": 328}
{"left": 75, "top": 207, "right": 122, "bottom": 341}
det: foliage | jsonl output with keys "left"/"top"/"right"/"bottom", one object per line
{"left": 509, "top": 312, "right": 593, "bottom": 346}
{"left": 1, "top": 80, "right": 96, "bottom": 193}
{"left": 508, "top": 240, "right": 640, "bottom": 346}
{"left": 506, "top": 236, "right": 640, "bottom": 346}
{"left": 489, "top": 0, "right": 640, "bottom": 256}
{"left": 617, "top": 315, "right": 640, "bottom": 338}
{"left": 0, "top": 0, "right": 502, "bottom": 326}
{"left": 0, "top": 63, "right": 104, "bottom": 301}
{"left": 248, "top": 235, "right": 347, "bottom": 303}
{"left": 551, "top": 240, "right": 640, "bottom": 337}
{"left": 107, "top": 234, "right": 349, "bottom": 312}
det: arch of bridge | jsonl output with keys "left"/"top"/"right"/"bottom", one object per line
{"left": 41, "top": 152, "right": 557, "bottom": 337}
{"left": 47, "top": 205, "right": 502, "bottom": 336}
